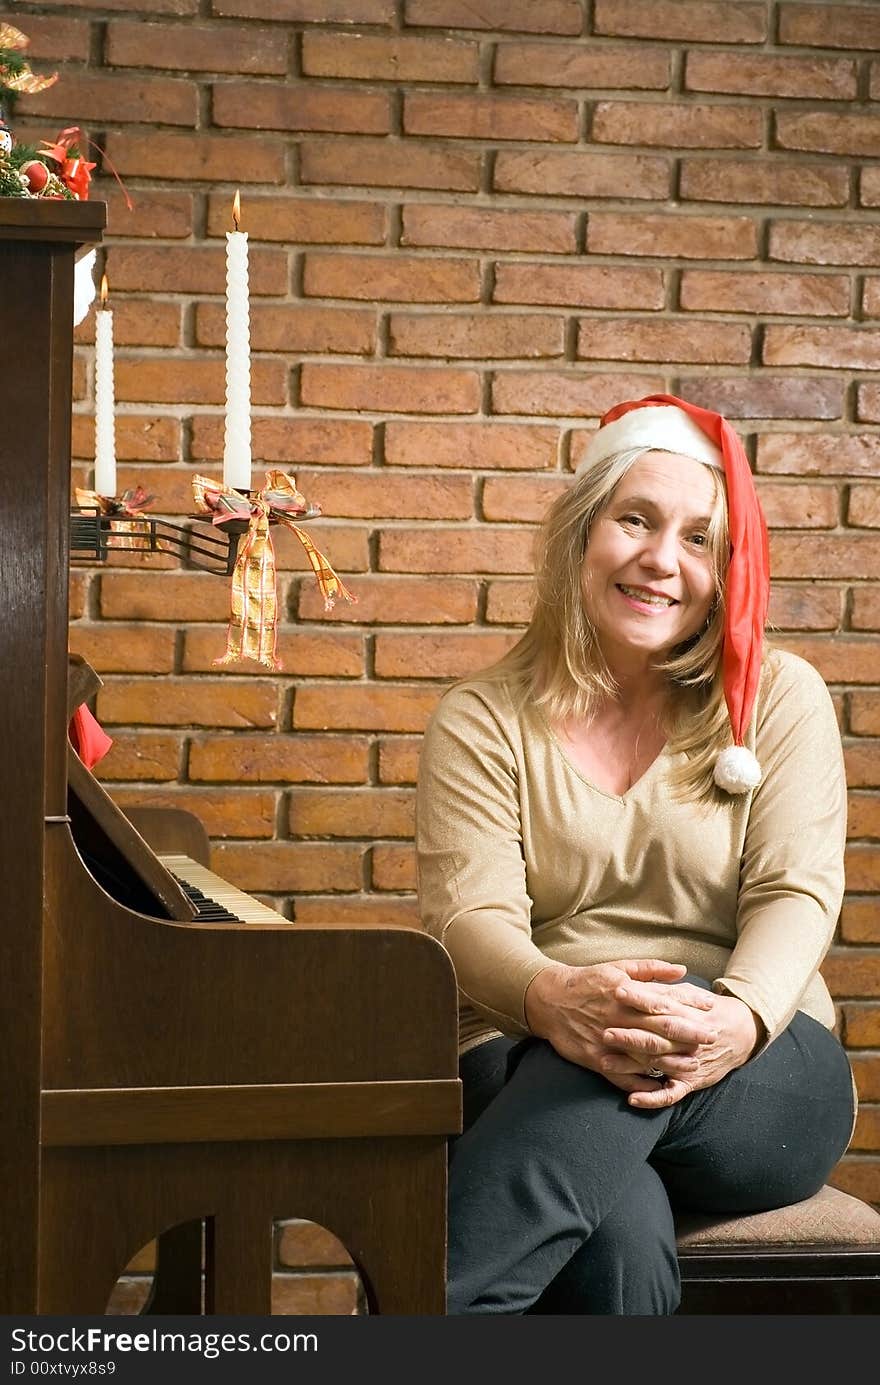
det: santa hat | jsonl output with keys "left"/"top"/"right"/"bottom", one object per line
{"left": 576, "top": 393, "right": 770, "bottom": 795}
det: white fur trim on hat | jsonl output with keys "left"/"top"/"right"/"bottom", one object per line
{"left": 576, "top": 405, "right": 724, "bottom": 476}
{"left": 713, "top": 744, "right": 761, "bottom": 795}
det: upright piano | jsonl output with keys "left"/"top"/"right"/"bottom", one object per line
{"left": 0, "top": 200, "right": 460, "bottom": 1315}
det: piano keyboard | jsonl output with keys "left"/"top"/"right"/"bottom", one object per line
{"left": 159, "top": 855, "right": 294, "bottom": 927}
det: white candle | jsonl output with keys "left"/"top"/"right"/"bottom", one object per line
{"left": 223, "top": 189, "right": 252, "bottom": 491}
{"left": 94, "top": 274, "right": 117, "bottom": 498}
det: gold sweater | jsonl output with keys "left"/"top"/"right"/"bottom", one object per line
{"left": 416, "top": 650, "right": 846, "bottom": 1056}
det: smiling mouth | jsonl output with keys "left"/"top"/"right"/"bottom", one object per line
{"left": 617, "top": 584, "right": 678, "bottom": 608}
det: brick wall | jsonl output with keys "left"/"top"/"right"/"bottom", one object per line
{"left": 9, "top": 0, "right": 880, "bottom": 1300}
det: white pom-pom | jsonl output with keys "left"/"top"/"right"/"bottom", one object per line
{"left": 714, "top": 744, "right": 762, "bottom": 794}
{"left": 73, "top": 249, "right": 97, "bottom": 327}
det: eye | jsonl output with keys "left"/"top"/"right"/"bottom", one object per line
{"left": 620, "top": 513, "right": 647, "bottom": 528}
{"left": 688, "top": 532, "right": 709, "bottom": 548}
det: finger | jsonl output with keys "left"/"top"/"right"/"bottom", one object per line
{"left": 615, "top": 982, "right": 714, "bottom": 1017}
{"left": 618, "top": 959, "right": 687, "bottom": 983}
{"left": 602, "top": 1070, "right": 667, "bottom": 1095}
{"left": 602, "top": 1027, "right": 701, "bottom": 1060}
{"left": 605, "top": 1018, "right": 715, "bottom": 1048}
{"left": 601, "top": 1051, "right": 699, "bottom": 1079}
{"left": 627, "top": 1078, "right": 691, "bottom": 1110}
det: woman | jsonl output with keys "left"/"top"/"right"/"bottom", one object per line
{"left": 416, "top": 394, "right": 856, "bottom": 1315}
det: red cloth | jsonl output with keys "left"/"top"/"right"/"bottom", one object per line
{"left": 68, "top": 704, "right": 113, "bottom": 770}
{"left": 599, "top": 393, "right": 770, "bottom": 749}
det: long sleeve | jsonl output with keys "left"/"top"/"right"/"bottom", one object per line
{"left": 416, "top": 684, "right": 552, "bottom": 1036}
{"left": 714, "top": 653, "right": 847, "bottom": 1044}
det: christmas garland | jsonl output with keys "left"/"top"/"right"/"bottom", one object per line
{"left": 0, "top": 24, "right": 83, "bottom": 200}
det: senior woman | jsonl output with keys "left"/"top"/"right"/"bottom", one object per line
{"left": 416, "top": 394, "right": 856, "bottom": 1316}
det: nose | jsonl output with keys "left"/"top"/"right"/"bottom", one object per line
{"left": 639, "top": 525, "right": 679, "bottom": 576}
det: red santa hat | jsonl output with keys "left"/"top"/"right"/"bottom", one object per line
{"left": 576, "top": 393, "right": 770, "bottom": 795}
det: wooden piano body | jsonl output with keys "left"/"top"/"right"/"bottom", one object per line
{"left": 0, "top": 201, "right": 461, "bottom": 1315}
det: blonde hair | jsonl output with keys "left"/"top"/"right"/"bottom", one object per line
{"left": 482, "top": 448, "right": 744, "bottom": 802}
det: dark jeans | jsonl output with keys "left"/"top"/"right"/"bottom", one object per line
{"left": 449, "top": 991, "right": 855, "bottom": 1315}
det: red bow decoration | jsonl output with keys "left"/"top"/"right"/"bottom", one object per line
{"left": 39, "top": 126, "right": 132, "bottom": 210}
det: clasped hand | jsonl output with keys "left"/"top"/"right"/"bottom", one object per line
{"left": 523, "top": 959, "right": 759, "bottom": 1109}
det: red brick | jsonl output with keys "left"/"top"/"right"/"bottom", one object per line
{"left": 103, "top": 131, "right": 286, "bottom": 184}
{"left": 830, "top": 1160, "right": 880, "bottom": 1207}
{"left": 851, "top": 695, "right": 880, "bottom": 736}
{"left": 404, "top": 0, "right": 582, "bottom": 33}
{"left": 773, "top": 635, "right": 880, "bottom": 681}
{"left": 293, "top": 895, "right": 421, "bottom": 926}
{"left": 76, "top": 300, "right": 180, "bottom": 350}
{"left": 99, "top": 573, "right": 230, "bottom": 622}
{"left": 115, "top": 359, "right": 286, "bottom": 407}
{"left": 849, "top": 487, "right": 880, "bottom": 528}
{"left": 293, "top": 469, "right": 472, "bottom": 520}
{"left": 94, "top": 733, "right": 182, "bottom": 783}
{"left": 108, "top": 20, "right": 288, "bottom": 72}
{"left": 112, "top": 787, "right": 276, "bottom": 839}
{"left": 289, "top": 788, "right": 415, "bottom": 838}
{"left": 494, "top": 150, "right": 670, "bottom": 200}
{"left": 191, "top": 416, "right": 373, "bottom": 467}
{"left": 857, "top": 385, "right": 880, "bottom": 423}
{"left": 852, "top": 591, "right": 880, "bottom": 631}
{"left": 378, "top": 737, "right": 421, "bottom": 784}
{"left": 19, "top": 14, "right": 90, "bottom": 61}
{"left": 777, "top": 112, "right": 880, "bottom": 158}
{"left": 841, "top": 899, "right": 880, "bottom": 943}
{"left": 593, "top": 0, "right": 766, "bottom": 43}
{"left": 495, "top": 42, "right": 669, "bottom": 89}
{"left": 384, "top": 420, "right": 560, "bottom": 470}
{"left": 68, "top": 625, "right": 175, "bottom": 674}
{"left": 404, "top": 91, "right": 577, "bottom": 141}
{"left": 390, "top": 312, "right": 564, "bottom": 360}
{"left": 852, "top": 1107, "right": 880, "bottom": 1153}
{"left": 212, "top": 841, "right": 362, "bottom": 893}
{"left": 492, "top": 370, "right": 664, "bottom": 418}
{"left": 680, "top": 270, "right": 849, "bottom": 317}
{"left": 768, "top": 585, "right": 842, "bottom": 632}
{"left": 577, "top": 318, "right": 750, "bottom": 365}
{"left": 271, "top": 1275, "right": 359, "bottom": 1315}
{"left": 862, "top": 278, "right": 880, "bottom": 316}
{"left": 109, "top": 245, "right": 285, "bottom": 297}
{"left": 301, "top": 138, "right": 480, "bottom": 191}
{"left": 293, "top": 685, "right": 442, "bottom": 733}
{"left": 97, "top": 678, "right": 279, "bottom": 729}
{"left": 770, "top": 221, "right": 880, "bottom": 268}
{"left": 761, "top": 482, "right": 840, "bottom": 528}
{"left": 680, "top": 159, "right": 848, "bottom": 209}
{"left": 272, "top": 525, "right": 369, "bottom": 574}
{"left": 842, "top": 1003, "right": 880, "bottom": 1046}
{"left": 402, "top": 204, "right": 576, "bottom": 255}
{"left": 593, "top": 101, "right": 761, "bottom": 150}
{"left": 304, "top": 252, "right": 479, "bottom": 303}
{"left": 686, "top": 52, "right": 855, "bottom": 100}
{"left": 302, "top": 31, "right": 478, "bottom": 82}
{"left": 372, "top": 844, "right": 416, "bottom": 891}
{"left": 183, "top": 628, "right": 364, "bottom": 677}
{"left": 588, "top": 212, "right": 757, "bottom": 260}
{"left": 379, "top": 527, "right": 536, "bottom": 574}
{"left": 214, "top": 82, "right": 391, "bottom": 134}
{"left": 678, "top": 377, "right": 843, "bottom": 420}
{"left": 861, "top": 170, "right": 880, "bottom": 211}
{"left": 772, "top": 539, "right": 880, "bottom": 583}
{"left": 486, "top": 579, "right": 533, "bottom": 625}
{"left": 20, "top": 73, "right": 197, "bottom": 126}
{"left": 206, "top": 195, "right": 386, "bottom": 246}
{"left": 482, "top": 475, "right": 569, "bottom": 523}
{"left": 195, "top": 303, "right": 375, "bottom": 355}
{"left": 845, "top": 746, "right": 880, "bottom": 790}
{"left": 822, "top": 948, "right": 880, "bottom": 999}
{"left": 71, "top": 415, "right": 180, "bottom": 464}
{"left": 98, "top": 465, "right": 203, "bottom": 516}
{"left": 494, "top": 262, "right": 665, "bottom": 310}
{"left": 69, "top": 573, "right": 89, "bottom": 622}
{"left": 297, "top": 575, "right": 478, "bottom": 624}
{"left": 780, "top": 3, "right": 880, "bottom": 49}
{"left": 35, "top": 0, "right": 196, "bottom": 10}
{"left": 300, "top": 364, "right": 480, "bottom": 414}
{"left": 277, "top": 1221, "right": 353, "bottom": 1268}
{"left": 374, "top": 631, "right": 516, "bottom": 679}
{"left": 214, "top": 0, "right": 393, "bottom": 18}
{"left": 188, "top": 734, "right": 369, "bottom": 784}
{"left": 757, "top": 433, "right": 880, "bottom": 478}
{"left": 103, "top": 189, "right": 195, "bottom": 241}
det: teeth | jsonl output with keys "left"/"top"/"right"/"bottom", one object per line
{"left": 619, "top": 585, "right": 675, "bottom": 607}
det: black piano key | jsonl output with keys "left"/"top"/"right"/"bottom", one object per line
{"left": 169, "top": 873, "right": 240, "bottom": 923}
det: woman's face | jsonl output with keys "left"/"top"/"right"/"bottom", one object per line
{"left": 580, "top": 451, "right": 719, "bottom": 677}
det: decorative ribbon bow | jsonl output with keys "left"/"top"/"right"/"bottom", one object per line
{"left": 74, "top": 484, "right": 153, "bottom": 552}
{"left": 39, "top": 125, "right": 132, "bottom": 209}
{"left": 192, "top": 472, "right": 356, "bottom": 671}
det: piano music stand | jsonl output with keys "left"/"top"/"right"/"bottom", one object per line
{"left": 1, "top": 201, "right": 462, "bottom": 1316}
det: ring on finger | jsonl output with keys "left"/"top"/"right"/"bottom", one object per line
{"left": 644, "top": 1066, "right": 666, "bottom": 1081}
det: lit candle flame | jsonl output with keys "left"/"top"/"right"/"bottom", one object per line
{"left": 100, "top": 273, "right": 109, "bottom": 307}
{"left": 232, "top": 189, "right": 241, "bottom": 232}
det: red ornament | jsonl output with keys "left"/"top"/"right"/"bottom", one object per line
{"left": 21, "top": 159, "right": 49, "bottom": 193}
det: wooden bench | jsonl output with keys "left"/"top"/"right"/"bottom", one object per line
{"left": 676, "top": 1184, "right": 880, "bottom": 1313}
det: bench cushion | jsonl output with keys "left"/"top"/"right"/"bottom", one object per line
{"left": 675, "top": 1184, "right": 880, "bottom": 1251}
